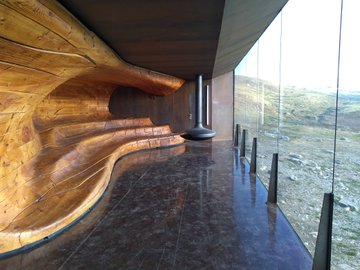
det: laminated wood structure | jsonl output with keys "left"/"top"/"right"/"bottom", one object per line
{"left": 0, "top": 0, "right": 184, "bottom": 254}
{"left": 0, "top": 144, "right": 186, "bottom": 268}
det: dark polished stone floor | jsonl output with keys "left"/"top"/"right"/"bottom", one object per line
{"left": 0, "top": 141, "right": 312, "bottom": 270}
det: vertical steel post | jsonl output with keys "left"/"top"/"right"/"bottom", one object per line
{"left": 240, "top": 129, "right": 246, "bottom": 157}
{"left": 250, "top": 138, "right": 257, "bottom": 174}
{"left": 195, "top": 74, "right": 203, "bottom": 128}
{"left": 206, "top": 85, "right": 210, "bottom": 126}
{"left": 312, "top": 192, "right": 334, "bottom": 270}
{"left": 267, "top": 153, "right": 278, "bottom": 204}
{"left": 234, "top": 124, "right": 240, "bottom": 147}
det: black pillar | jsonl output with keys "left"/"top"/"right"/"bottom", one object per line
{"left": 250, "top": 138, "right": 257, "bottom": 174}
{"left": 240, "top": 129, "right": 246, "bottom": 157}
{"left": 234, "top": 124, "right": 240, "bottom": 147}
{"left": 313, "top": 193, "right": 334, "bottom": 270}
{"left": 267, "top": 153, "right": 278, "bottom": 204}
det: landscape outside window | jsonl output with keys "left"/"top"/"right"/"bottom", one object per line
{"left": 333, "top": 0, "right": 360, "bottom": 268}
{"left": 235, "top": 44, "right": 259, "bottom": 159}
{"left": 234, "top": 0, "right": 359, "bottom": 269}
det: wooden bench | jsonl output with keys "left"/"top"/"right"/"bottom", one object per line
{"left": 0, "top": 0, "right": 184, "bottom": 255}
{"left": 0, "top": 117, "right": 184, "bottom": 254}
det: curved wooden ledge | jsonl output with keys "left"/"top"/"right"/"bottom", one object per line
{"left": 0, "top": 145, "right": 186, "bottom": 266}
{"left": 0, "top": 117, "right": 184, "bottom": 254}
{"left": 0, "top": 0, "right": 185, "bottom": 254}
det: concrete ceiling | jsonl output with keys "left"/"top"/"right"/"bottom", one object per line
{"left": 59, "top": 0, "right": 288, "bottom": 81}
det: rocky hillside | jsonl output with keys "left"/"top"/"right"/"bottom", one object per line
{"left": 234, "top": 75, "right": 360, "bottom": 270}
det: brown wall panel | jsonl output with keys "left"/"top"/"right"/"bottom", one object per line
{"left": 109, "top": 82, "right": 200, "bottom": 133}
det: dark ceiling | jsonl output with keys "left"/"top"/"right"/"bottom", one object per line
{"left": 59, "top": 0, "right": 288, "bottom": 81}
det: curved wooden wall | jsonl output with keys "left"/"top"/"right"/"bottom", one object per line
{"left": 0, "top": 145, "right": 186, "bottom": 268}
{"left": 0, "top": 0, "right": 184, "bottom": 254}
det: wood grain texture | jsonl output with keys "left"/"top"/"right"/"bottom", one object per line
{"left": 0, "top": 0, "right": 184, "bottom": 254}
{"left": 0, "top": 145, "right": 186, "bottom": 268}
{"left": 109, "top": 82, "right": 197, "bottom": 133}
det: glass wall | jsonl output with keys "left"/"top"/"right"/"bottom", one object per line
{"left": 278, "top": 0, "right": 340, "bottom": 256}
{"left": 333, "top": 0, "right": 360, "bottom": 268}
{"left": 234, "top": 16, "right": 282, "bottom": 184}
{"left": 234, "top": 0, "right": 359, "bottom": 268}
{"left": 256, "top": 15, "right": 281, "bottom": 189}
{"left": 234, "top": 43, "right": 259, "bottom": 158}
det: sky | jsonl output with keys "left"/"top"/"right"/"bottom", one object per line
{"left": 235, "top": 0, "right": 360, "bottom": 92}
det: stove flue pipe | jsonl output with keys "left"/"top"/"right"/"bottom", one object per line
{"left": 181, "top": 74, "right": 216, "bottom": 140}
{"left": 195, "top": 74, "right": 204, "bottom": 128}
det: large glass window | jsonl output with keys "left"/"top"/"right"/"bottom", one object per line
{"left": 234, "top": 43, "right": 259, "bottom": 158}
{"left": 234, "top": 0, "right": 359, "bottom": 268}
{"left": 256, "top": 15, "right": 281, "bottom": 189}
{"left": 278, "top": 0, "right": 340, "bottom": 255}
{"left": 333, "top": 0, "right": 360, "bottom": 268}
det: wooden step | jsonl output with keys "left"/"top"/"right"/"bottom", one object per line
{"left": 40, "top": 118, "right": 154, "bottom": 146}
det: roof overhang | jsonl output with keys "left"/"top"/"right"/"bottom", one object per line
{"left": 59, "top": 0, "right": 288, "bottom": 80}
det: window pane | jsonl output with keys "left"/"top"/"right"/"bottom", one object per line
{"left": 278, "top": 0, "right": 340, "bottom": 255}
{"left": 234, "top": 43, "right": 259, "bottom": 159}
{"left": 257, "top": 15, "right": 281, "bottom": 189}
{"left": 333, "top": 0, "right": 360, "bottom": 268}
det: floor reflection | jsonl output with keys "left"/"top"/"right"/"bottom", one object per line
{"left": 0, "top": 141, "right": 311, "bottom": 270}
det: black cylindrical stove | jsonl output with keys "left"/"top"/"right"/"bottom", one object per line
{"left": 182, "top": 74, "right": 216, "bottom": 140}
